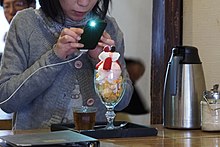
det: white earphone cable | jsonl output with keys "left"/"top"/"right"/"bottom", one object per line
{"left": 0, "top": 51, "right": 85, "bottom": 105}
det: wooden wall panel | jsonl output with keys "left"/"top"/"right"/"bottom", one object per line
{"left": 151, "top": 0, "right": 183, "bottom": 124}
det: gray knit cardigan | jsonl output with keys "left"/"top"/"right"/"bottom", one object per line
{"left": 0, "top": 8, "right": 133, "bottom": 130}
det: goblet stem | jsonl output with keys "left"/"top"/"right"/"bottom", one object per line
{"left": 105, "top": 107, "right": 116, "bottom": 130}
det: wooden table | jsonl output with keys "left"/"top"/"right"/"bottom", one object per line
{"left": 100, "top": 125, "right": 220, "bottom": 146}
{"left": 0, "top": 110, "right": 12, "bottom": 130}
{"left": 0, "top": 125, "right": 220, "bottom": 146}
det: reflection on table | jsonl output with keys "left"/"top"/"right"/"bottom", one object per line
{"left": 0, "top": 125, "right": 220, "bottom": 146}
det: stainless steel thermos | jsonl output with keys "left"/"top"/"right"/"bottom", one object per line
{"left": 163, "top": 46, "right": 206, "bottom": 129}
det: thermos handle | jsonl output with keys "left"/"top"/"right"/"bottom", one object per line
{"left": 169, "top": 56, "right": 182, "bottom": 95}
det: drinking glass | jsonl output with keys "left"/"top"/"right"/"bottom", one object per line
{"left": 94, "top": 69, "right": 125, "bottom": 129}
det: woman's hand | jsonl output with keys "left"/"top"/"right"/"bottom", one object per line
{"left": 88, "top": 31, "right": 115, "bottom": 60}
{"left": 53, "top": 28, "right": 84, "bottom": 59}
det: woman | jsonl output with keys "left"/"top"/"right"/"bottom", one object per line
{"left": 0, "top": 0, "right": 36, "bottom": 24}
{"left": 0, "top": 0, "right": 133, "bottom": 130}
{"left": 0, "top": 0, "right": 36, "bottom": 59}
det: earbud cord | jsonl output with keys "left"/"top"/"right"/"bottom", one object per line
{"left": 0, "top": 51, "right": 85, "bottom": 105}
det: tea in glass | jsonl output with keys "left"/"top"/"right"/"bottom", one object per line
{"left": 73, "top": 106, "right": 97, "bottom": 130}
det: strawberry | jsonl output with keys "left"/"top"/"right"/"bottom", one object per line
{"left": 103, "top": 57, "right": 112, "bottom": 70}
{"left": 103, "top": 45, "right": 111, "bottom": 52}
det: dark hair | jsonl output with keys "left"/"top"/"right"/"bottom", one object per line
{"left": 39, "top": 0, "right": 111, "bottom": 23}
{"left": 0, "top": 0, "right": 36, "bottom": 6}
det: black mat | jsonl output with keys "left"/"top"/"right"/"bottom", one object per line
{"left": 51, "top": 121, "right": 158, "bottom": 139}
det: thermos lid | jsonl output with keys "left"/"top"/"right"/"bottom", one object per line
{"left": 204, "top": 84, "right": 220, "bottom": 100}
{"left": 172, "top": 46, "right": 202, "bottom": 64}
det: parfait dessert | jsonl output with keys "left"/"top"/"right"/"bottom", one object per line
{"left": 94, "top": 45, "right": 126, "bottom": 129}
{"left": 94, "top": 45, "right": 124, "bottom": 106}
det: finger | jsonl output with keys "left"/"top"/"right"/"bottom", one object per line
{"left": 58, "top": 41, "right": 84, "bottom": 50}
{"left": 70, "top": 42, "right": 84, "bottom": 48}
{"left": 100, "top": 31, "right": 115, "bottom": 46}
{"left": 102, "top": 31, "right": 111, "bottom": 39}
{"left": 98, "top": 42, "right": 110, "bottom": 48}
{"left": 58, "top": 35, "right": 76, "bottom": 44}
{"left": 60, "top": 28, "right": 82, "bottom": 41}
{"left": 99, "top": 37, "right": 115, "bottom": 46}
{"left": 69, "top": 27, "right": 84, "bottom": 35}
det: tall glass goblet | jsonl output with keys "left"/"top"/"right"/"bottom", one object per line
{"left": 94, "top": 69, "right": 125, "bottom": 130}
